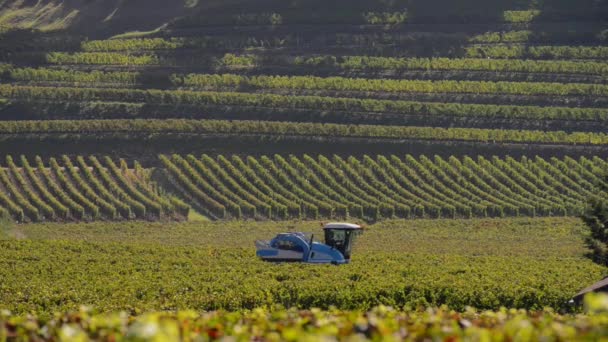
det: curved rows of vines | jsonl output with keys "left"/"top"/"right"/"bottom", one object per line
{"left": 1, "top": 153, "right": 604, "bottom": 223}
{"left": 0, "top": 155, "right": 188, "bottom": 222}
{"left": 161, "top": 154, "right": 608, "bottom": 220}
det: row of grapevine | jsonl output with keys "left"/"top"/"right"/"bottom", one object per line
{"left": 68, "top": 7, "right": 603, "bottom": 32}
{"left": 46, "top": 52, "right": 159, "bottom": 66}
{"left": 87, "top": 157, "right": 134, "bottom": 216}
{"left": 162, "top": 154, "right": 607, "bottom": 221}
{"left": 0, "top": 155, "right": 187, "bottom": 222}
{"left": 159, "top": 155, "right": 227, "bottom": 219}
{"left": 129, "top": 160, "right": 190, "bottom": 217}
{"left": 466, "top": 44, "right": 608, "bottom": 60}
{"left": 78, "top": 35, "right": 396, "bottom": 53}
{"left": 176, "top": 73, "right": 608, "bottom": 97}
{"left": 82, "top": 38, "right": 183, "bottom": 52}
{"left": 469, "top": 30, "right": 606, "bottom": 44}
{"left": 5, "top": 156, "right": 55, "bottom": 220}
{"left": 75, "top": 29, "right": 607, "bottom": 53}
{"left": 3, "top": 84, "right": 607, "bottom": 121}
{"left": 0, "top": 119, "right": 605, "bottom": 145}
{"left": 81, "top": 37, "right": 296, "bottom": 52}
{"left": 45, "top": 43, "right": 608, "bottom": 66}
{"left": 233, "top": 156, "right": 310, "bottom": 217}
{"left": 171, "top": 10, "right": 411, "bottom": 27}
{"left": 502, "top": 10, "right": 540, "bottom": 23}
{"left": 6, "top": 67, "right": 139, "bottom": 86}
{"left": 14, "top": 63, "right": 601, "bottom": 99}
{"left": 12, "top": 55, "right": 607, "bottom": 89}
{"left": 293, "top": 55, "right": 608, "bottom": 76}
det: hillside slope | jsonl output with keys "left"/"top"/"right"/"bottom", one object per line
{"left": 0, "top": 0, "right": 239, "bottom": 35}
{"left": 0, "top": 0, "right": 606, "bottom": 158}
{"left": 2, "top": 0, "right": 606, "bottom": 35}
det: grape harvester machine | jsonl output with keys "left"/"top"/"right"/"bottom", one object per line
{"left": 255, "top": 222, "right": 363, "bottom": 264}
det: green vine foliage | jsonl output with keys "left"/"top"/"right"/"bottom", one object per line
{"left": 0, "top": 156, "right": 188, "bottom": 222}
{"left": 582, "top": 174, "right": 608, "bottom": 265}
{"left": 0, "top": 218, "right": 603, "bottom": 315}
{"left": 2, "top": 300, "right": 608, "bottom": 341}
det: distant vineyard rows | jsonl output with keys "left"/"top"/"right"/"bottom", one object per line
{"left": 0, "top": 119, "right": 606, "bottom": 145}
{"left": 13, "top": 54, "right": 608, "bottom": 77}
{"left": 2, "top": 84, "right": 606, "bottom": 122}
{"left": 293, "top": 55, "right": 608, "bottom": 76}
{"left": 1, "top": 3, "right": 607, "bottom": 164}
{"left": 77, "top": 30, "right": 608, "bottom": 53}
{"left": 466, "top": 44, "right": 608, "bottom": 60}
{"left": 174, "top": 73, "right": 608, "bottom": 97}
{"left": 167, "top": 9, "right": 560, "bottom": 28}
{"left": 44, "top": 44, "right": 608, "bottom": 67}
{"left": 129, "top": 9, "right": 608, "bottom": 28}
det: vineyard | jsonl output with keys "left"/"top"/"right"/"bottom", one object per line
{"left": 0, "top": 217, "right": 603, "bottom": 315}
{"left": 0, "top": 155, "right": 188, "bottom": 222}
{"left": 0, "top": 154, "right": 605, "bottom": 223}
{"left": 0, "top": 0, "right": 606, "bottom": 220}
{"left": 0, "top": 0, "right": 607, "bottom": 158}
{"left": 2, "top": 300, "right": 608, "bottom": 341}
{"left": 161, "top": 154, "right": 607, "bottom": 220}
{"left": 0, "top": 1, "right": 607, "bottom": 337}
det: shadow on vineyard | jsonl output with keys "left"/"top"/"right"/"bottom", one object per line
{"left": 2, "top": 0, "right": 607, "bottom": 156}
{"left": 0, "top": 0, "right": 224, "bottom": 37}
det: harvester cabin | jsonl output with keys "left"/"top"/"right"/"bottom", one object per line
{"left": 573, "top": 277, "right": 608, "bottom": 304}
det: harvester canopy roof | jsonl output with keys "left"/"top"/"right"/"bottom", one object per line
{"left": 573, "top": 277, "right": 608, "bottom": 301}
{"left": 323, "top": 222, "right": 362, "bottom": 230}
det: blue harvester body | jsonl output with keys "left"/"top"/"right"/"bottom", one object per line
{"left": 255, "top": 222, "right": 362, "bottom": 264}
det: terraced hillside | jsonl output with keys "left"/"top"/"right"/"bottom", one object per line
{"left": 160, "top": 154, "right": 607, "bottom": 220}
{"left": 0, "top": 155, "right": 189, "bottom": 222}
{"left": 0, "top": 0, "right": 606, "bottom": 158}
{"left": 0, "top": 0, "right": 606, "bottom": 222}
